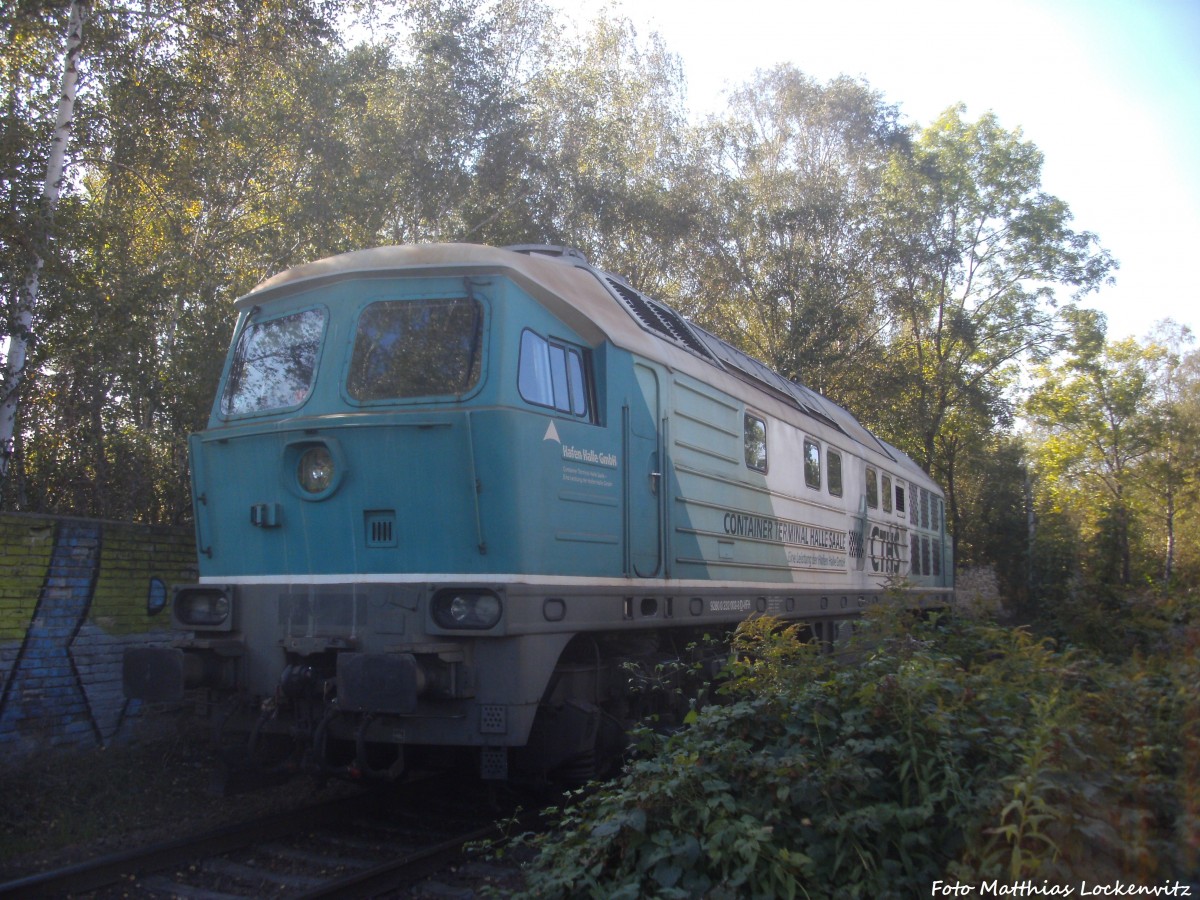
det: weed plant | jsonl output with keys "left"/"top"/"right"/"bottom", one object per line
{"left": 511, "top": 602, "right": 1197, "bottom": 898}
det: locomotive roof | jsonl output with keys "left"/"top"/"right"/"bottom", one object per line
{"left": 244, "top": 243, "right": 933, "bottom": 490}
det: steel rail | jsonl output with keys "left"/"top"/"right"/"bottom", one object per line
{"left": 0, "top": 791, "right": 378, "bottom": 898}
{"left": 294, "top": 821, "right": 504, "bottom": 900}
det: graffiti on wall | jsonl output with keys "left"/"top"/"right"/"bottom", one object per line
{"left": 0, "top": 515, "right": 195, "bottom": 756}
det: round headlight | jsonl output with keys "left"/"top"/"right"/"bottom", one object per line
{"left": 433, "top": 590, "right": 502, "bottom": 629}
{"left": 175, "top": 589, "right": 232, "bottom": 626}
{"left": 298, "top": 446, "right": 334, "bottom": 494}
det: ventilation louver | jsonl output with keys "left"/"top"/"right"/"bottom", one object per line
{"left": 365, "top": 510, "right": 397, "bottom": 548}
{"left": 603, "top": 277, "right": 717, "bottom": 362}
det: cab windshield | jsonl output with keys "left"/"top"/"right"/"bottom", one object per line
{"left": 220, "top": 308, "right": 325, "bottom": 416}
{"left": 346, "top": 297, "right": 482, "bottom": 401}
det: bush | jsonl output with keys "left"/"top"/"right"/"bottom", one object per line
{"left": 512, "top": 604, "right": 1195, "bottom": 898}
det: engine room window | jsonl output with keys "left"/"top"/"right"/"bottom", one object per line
{"left": 347, "top": 297, "right": 482, "bottom": 401}
{"left": 744, "top": 413, "right": 767, "bottom": 472}
{"left": 882, "top": 474, "right": 893, "bottom": 513}
{"left": 866, "top": 466, "right": 878, "bottom": 509}
{"left": 518, "top": 329, "right": 592, "bottom": 419}
{"left": 221, "top": 307, "right": 326, "bottom": 416}
{"left": 920, "top": 487, "right": 931, "bottom": 529}
{"left": 896, "top": 483, "right": 906, "bottom": 514}
{"left": 803, "top": 439, "right": 821, "bottom": 490}
{"left": 827, "top": 449, "right": 843, "bottom": 497}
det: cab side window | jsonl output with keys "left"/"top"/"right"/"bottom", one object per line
{"left": 803, "top": 439, "right": 821, "bottom": 490}
{"left": 518, "top": 329, "right": 592, "bottom": 420}
{"left": 744, "top": 413, "right": 768, "bottom": 472}
{"left": 866, "top": 466, "right": 879, "bottom": 509}
{"left": 827, "top": 449, "right": 843, "bottom": 497}
{"left": 882, "top": 474, "right": 893, "bottom": 513}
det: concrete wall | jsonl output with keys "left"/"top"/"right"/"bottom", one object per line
{"left": 0, "top": 513, "right": 196, "bottom": 757}
{"left": 954, "top": 564, "right": 1006, "bottom": 617}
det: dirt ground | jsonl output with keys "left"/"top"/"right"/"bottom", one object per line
{"left": 0, "top": 713, "right": 358, "bottom": 881}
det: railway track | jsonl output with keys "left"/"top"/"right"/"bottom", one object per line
{"left": 0, "top": 776, "right": 533, "bottom": 898}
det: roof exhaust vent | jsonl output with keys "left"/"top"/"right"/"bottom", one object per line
{"left": 504, "top": 244, "right": 589, "bottom": 264}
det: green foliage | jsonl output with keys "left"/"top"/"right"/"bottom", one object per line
{"left": 521, "top": 10, "right": 699, "bottom": 290}
{"left": 683, "top": 67, "right": 904, "bottom": 401}
{"left": 951, "top": 433, "right": 1030, "bottom": 604}
{"left": 1025, "top": 318, "right": 1200, "bottom": 592}
{"left": 512, "top": 608, "right": 1195, "bottom": 897}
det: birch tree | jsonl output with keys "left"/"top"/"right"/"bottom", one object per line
{"left": 1131, "top": 321, "right": 1197, "bottom": 586}
{"left": 688, "top": 67, "right": 904, "bottom": 399}
{"left": 0, "top": 0, "right": 86, "bottom": 492}
{"left": 5, "top": 0, "right": 353, "bottom": 519}
{"left": 523, "top": 13, "right": 699, "bottom": 293}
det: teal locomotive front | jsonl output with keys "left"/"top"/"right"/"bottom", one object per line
{"left": 124, "top": 244, "right": 952, "bottom": 782}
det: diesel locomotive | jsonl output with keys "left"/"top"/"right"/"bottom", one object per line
{"left": 124, "top": 243, "right": 953, "bottom": 782}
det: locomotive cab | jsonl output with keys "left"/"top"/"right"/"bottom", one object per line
{"left": 127, "top": 246, "right": 644, "bottom": 779}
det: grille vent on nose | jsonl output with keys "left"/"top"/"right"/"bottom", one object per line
{"left": 480, "top": 704, "right": 508, "bottom": 735}
{"left": 365, "top": 510, "right": 397, "bottom": 548}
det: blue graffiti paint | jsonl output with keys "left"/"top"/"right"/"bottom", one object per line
{"left": 0, "top": 520, "right": 102, "bottom": 746}
{"left": 147, "top": 577, "right": 167, "bottom": 615}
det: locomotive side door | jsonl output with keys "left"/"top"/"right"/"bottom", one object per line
{"left": 625, "top": 361, "right": 665, "bottom": 578}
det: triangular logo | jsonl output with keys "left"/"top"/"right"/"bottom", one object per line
{"left": 543, "top": 421, "right": 561, "bottom": 443}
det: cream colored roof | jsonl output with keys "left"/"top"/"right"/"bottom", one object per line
{"left": 244, "top": 244, "right": 618, "bottom": 347}
{"left": 242, "top": 243, "right": 937, "bottom": 491}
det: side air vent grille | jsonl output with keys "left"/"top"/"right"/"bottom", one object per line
{"left": 603, "top": 277, "right": 716, "bottom": 361}
{"left": 365, "top": 510, "right": 397, "bottom": 548}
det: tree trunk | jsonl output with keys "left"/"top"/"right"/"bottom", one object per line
{"left": 1117, "top": 500, "right": 1132, "bottom": 586}
{"left": 1163, "top": 481, "right": 1176, "bottom": 586}
{"left": 0, "top": 1, "right": 88, "bottom": 494}
{"left": 1025, "top": 475, "right": 1035, "bottom": 614}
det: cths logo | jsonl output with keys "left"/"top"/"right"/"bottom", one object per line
{"left": 869, "top": 525, "right": 904, "bottom": 574}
